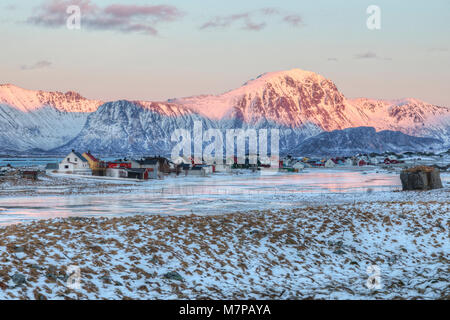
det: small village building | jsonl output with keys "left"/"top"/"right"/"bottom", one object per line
{"left": 282, "top": 155, "right": 299, "bottom": 168}
{"left": 293, "top": 162, "right": 305, "bottom": 170}
{"left": 83, "top": 151, "right": 106, "bottom": 176}
{"left": 107, "top": 160, "right": 131, "bottom": 169}
{"left": 177, "top": 163, "right": 191, "bottom": 176}
{"left": 189, "top": 166, "right": 210, "bottom": 176}
{"left": 344, "top": 158, "right": 354, "bottom": 167}
{"left": 214, "top": 163, "right": 231, "bottom": 173}
{"left": 228, "top": 156, "right": 247, "bottom": 167}
{"left": 176, "top": 163, "right": 191, "bottom": 176}
{"left": 45, "top": 163, "right": 58, "bottom": 173}
{"left": 358, "top": 159, "right": 367, "bottom": 166}
{"left": 325, "top": 159, "right": 336, "bottom": 168}
{"left": 106, "top": 167, "right": 128, "bottom": 178}
{"left": 172, "top": 156, "right": 190, "bottom": 165}
{"left": 59, "top": 150, "right": 91, "bottom": 175}
{"left": 207, "top": 165, "right": 215, "bottom": 174}
{"left": 21, "top": 170, "right": 39, "bottom": 180}
{"left": 131, "top": 158, "right": 159, "bottom": 179}
{"left": 331, "top": 157, "right": 346, "bottom": 165}
{"left": 301, "top": 162, "right": 312, "bottom": 168}
{"left": 384, "top": 157, "right": 404, "bottom": 165}
{"left": 151, "top": 157, "right": 171, "bottom": 174}
{"left": 196, "top": 164, "right": 213, "bottom": 175}
{"left": 307, "top": 159, "right": 324, "bottom": 167}
{"left": 0, "top": 165, "right": 14, "bottom": 176}
{"left": 125, "top": 168, "right": 150, "bottom": 180}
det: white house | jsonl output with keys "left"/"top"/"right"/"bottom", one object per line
{"left": 344, "top": 158, "right": 354, "bottom": 167}
{"left": 293, "top": 162, "right": 305, "bottom": 170}
{"left": 325, "top": 159, "right": 336, "bottom": 168}
{"left": 59, "top": 150, "right": 91, "bottom": 175}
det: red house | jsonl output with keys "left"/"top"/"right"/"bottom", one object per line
{"left": 107, "top": 161, "right": 131, "bottom": 169}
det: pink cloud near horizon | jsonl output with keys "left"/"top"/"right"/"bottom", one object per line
{"left": 199, "top": 8, "right": 303, "bottom": 31}
{"left": 27, "top": 0, "right": 183, "bottom": 36}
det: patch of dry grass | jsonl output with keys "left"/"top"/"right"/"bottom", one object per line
{"left": 0, "top": 200, "right": 448, "bottom": 300}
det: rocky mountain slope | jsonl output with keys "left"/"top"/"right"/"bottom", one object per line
{"left": 54, "top": 100, "right": 218, "bottom": 155}
{"left": 0, "top": 84, "right": 103, "bottom": 151}
{"left": 350, "top": 98, "right": 450, "bottom": 144}
{"left": 175, "top": 70, "right": 450, "bottom": 143}
{"left": 296, "top": 127, "right": 443, "bottom": 156}
{"left": 174, "top": 69, "right": 367, "bottom": 131}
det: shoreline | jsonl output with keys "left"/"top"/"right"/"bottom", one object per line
{"left": 0, "top": 167, "right": 405, "bottom": 198}
{"left": 1, "top": 168, "right": 449, "bottom": 226}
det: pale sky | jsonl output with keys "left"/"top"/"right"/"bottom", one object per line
{"left": 1, "top": 0, "right": 449, "bottom": 106}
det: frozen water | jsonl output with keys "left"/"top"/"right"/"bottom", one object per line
{"left": 0, "top": 170, "right": 405, "bottom": 225}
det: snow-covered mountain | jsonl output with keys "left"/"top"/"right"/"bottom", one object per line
{"left": 53, "top": 100, "right": 219, "bottom": 155}
{"left": 350, "top": 98, "right": 450, "bottom": 144}
{"left": 52, "top": 100, "right": 318, "bottom": 155}
{"left": 0, "top": 84, "right": 103, "bottom": 151}
{"left": 174, "top": 69, "right": 367, "bottom": 131}
{"left": 175, "top": 69, "right": 450, "bottom": 142}
{"left": 0, "top": 69, "right": 449, "bottom": 155}
{"left": 296, "top": 127, "right": 443, "bottom": 156}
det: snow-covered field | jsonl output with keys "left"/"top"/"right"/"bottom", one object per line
{"left": 0, "top": 193, "right": 448, "bottom": 299}
{"left": 0, "top": 169, "right": 448, "bottom": 299}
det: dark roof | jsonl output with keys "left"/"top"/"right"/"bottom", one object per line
{"left": 143, "top": 156, "right": 170, "bottom": 163}
{"left": 135, "top": 159, "right": 158, "bottom": 165}
{"left": 84, "top": 152, "right": 98, "bottom": 162}
{"left": 71, "top": 150, "right": 88, "bottom": 162}
{"left": 46, "top": 163, "right": 58, "bottom": 169}
{"left": 125, "top": 168, "right": 147, "bottom": 173}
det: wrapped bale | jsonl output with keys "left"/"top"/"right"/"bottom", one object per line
{"left": 400, "top": 166, "right": 443, "bottom": 191}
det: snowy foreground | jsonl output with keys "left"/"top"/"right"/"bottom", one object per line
{"left": 0, "top": 188, "right": 448, "bottom": 299}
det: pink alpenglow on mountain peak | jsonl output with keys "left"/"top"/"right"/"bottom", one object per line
{"left": 173, "top": 69, "right": 330, "bottom": 121}
{"left": 0, "top": 83, "right": 102, "bottom": 113}
{"left": 174, "top": 68, "right": 368, "bottom": 130}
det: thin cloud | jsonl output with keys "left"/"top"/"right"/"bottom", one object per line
{"left": 243, "top": 21, "right": 266, "bottom": 31}
{"left": 260, "top": 8, "right": 280, "bottom": 16}
{"left": 200, "top": 13, "right": 249, "bottom": 30}
{"left": 354, "top": 51, "right": 392, "bottom": 61}
{"left": 21, "top": 60, "right": 52, "bottom": 71}
{"left": 354, "top": 51, "right": 378, "bottom": 59}
{"left": 26, "top": 0, "right": 183, "bottom": 36}
{"left": 428, "top": 47, "right": 448, "bottom": 53}
{"left": 200, "top": 8, "right": 303, "bottom": 31}
{"left": 283, "top": 15, "right": 304, "bottom": 27}
{"left": 103, "top": 4, "right": 181, "bottom": 21}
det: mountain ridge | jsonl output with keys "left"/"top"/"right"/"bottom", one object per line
{"left": 1, "top": 68, "right": 449, "bottom": 154}
{"left": 296, "top": 126, "right": 443, "bottom": 156}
